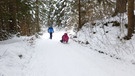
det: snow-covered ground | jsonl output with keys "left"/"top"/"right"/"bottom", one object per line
{"left": 0, "top": 36, "right": 35, "bottom": 76}
{"left": 74, "top": 18, "right": 135, "bottom": 64}
{"left": 0, "top": 29, "right": 135, "bottom": 76}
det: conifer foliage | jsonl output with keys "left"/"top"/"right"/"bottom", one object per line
{"left": 0, "top": 0, "right": 42, "bottom": 40}
{"left": 0, "top": 0, "right": 135, "bottom": 40}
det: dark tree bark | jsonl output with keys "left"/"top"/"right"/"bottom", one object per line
{"left": 78, "top": 0, "right": 82, "bottom": 31}
{"left": 127, "top": 0, "right": 134, "bottom": 39}
{"left": 9, "top": 0, "right": 17, "bottom": 34}
{"left": 112, "top": 0, "right": 127, "bottom": 17}
{"left": 35, "top": 0, "right": 40, "bottom": 32}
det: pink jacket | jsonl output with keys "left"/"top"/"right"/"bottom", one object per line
{"left": 62, "top": 33, "right": 69, "bottom": 42}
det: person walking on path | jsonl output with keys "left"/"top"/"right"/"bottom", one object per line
{"left": 48, "top": 26, "right": 54, "bottom": 39}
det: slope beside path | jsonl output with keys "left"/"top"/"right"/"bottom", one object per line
{"left": 25, "top": 31, "right": 135, "bottom": 76}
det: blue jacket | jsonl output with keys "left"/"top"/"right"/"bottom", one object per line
{"left": 48, "top": 27, "right": 54, "bottom": 33}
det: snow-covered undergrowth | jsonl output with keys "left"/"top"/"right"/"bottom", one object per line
{"left": 0, "top": 36, "right": 35, "bottom": 76}
{"left": 72, "top": 16, "right": 135, "bottom": 64}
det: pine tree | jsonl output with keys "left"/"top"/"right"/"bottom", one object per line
{"left": 0, "top": 0, "right": 42, "bottom": 40}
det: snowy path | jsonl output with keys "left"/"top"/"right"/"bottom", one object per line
{"left": 25, "top": 31, "right": 135, "bottom": 76}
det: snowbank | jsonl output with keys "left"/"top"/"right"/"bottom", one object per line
{"left": 0, "top": 36, "right": 35, "bottom": 76}
{"left": 72, "top": 16, "right": 135, "bottom": 64}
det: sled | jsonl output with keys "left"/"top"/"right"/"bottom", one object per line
{"left": 60, "top": 40, "right": 68, "bottom": 44}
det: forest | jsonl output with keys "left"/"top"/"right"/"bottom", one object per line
{"left": 0, "top": 0, "right": 134, "bottom": 40}
{"left": 0, "top": 0, "right": 135, "bottom": 76}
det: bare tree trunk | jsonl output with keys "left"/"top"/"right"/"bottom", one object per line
{"left": 134, "top": 15, "right": 135, "bottom": 30}
{"left": 112, "top": 0, "right": 127, "bottom": 17}
{"left": 47, "top": 1, "right": 50, "bottom": 27}
{"left": 35, "top": 0, "right": 40, "bottom": 32}
{"left": 127, "top": 0, "right": 134, "bottom": 39}
{"left": 9, "top": 0, "right": 17, "bottom": 34}
{"left": 78, "top": 0, "right": 82, "bottom": 31}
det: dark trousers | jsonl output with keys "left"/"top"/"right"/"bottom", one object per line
{"left": 49, "top": 33, "right": 52, "bottom": 39}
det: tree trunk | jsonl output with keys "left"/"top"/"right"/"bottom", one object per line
{"left": 112, "top": 0, "right": 127, "bottom": 17}
{"left": 78, "top": 0, "right": 82, "bottom": 31}
{"left": 35, "top": 0, "right": 40, "bottom": 32}
{"left": 9, "top": 0, "right": 17, "bottom": 34}
{"left": 127, "top": 0, "right": 134, "bottom": 39}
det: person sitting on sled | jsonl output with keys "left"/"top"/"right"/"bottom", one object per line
{"left": 60, "top": 33, "right": 69, "bottom": 43}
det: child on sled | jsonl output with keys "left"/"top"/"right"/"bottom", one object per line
{"left": 60, "top": 33, "right": 69, "bottom": 43}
